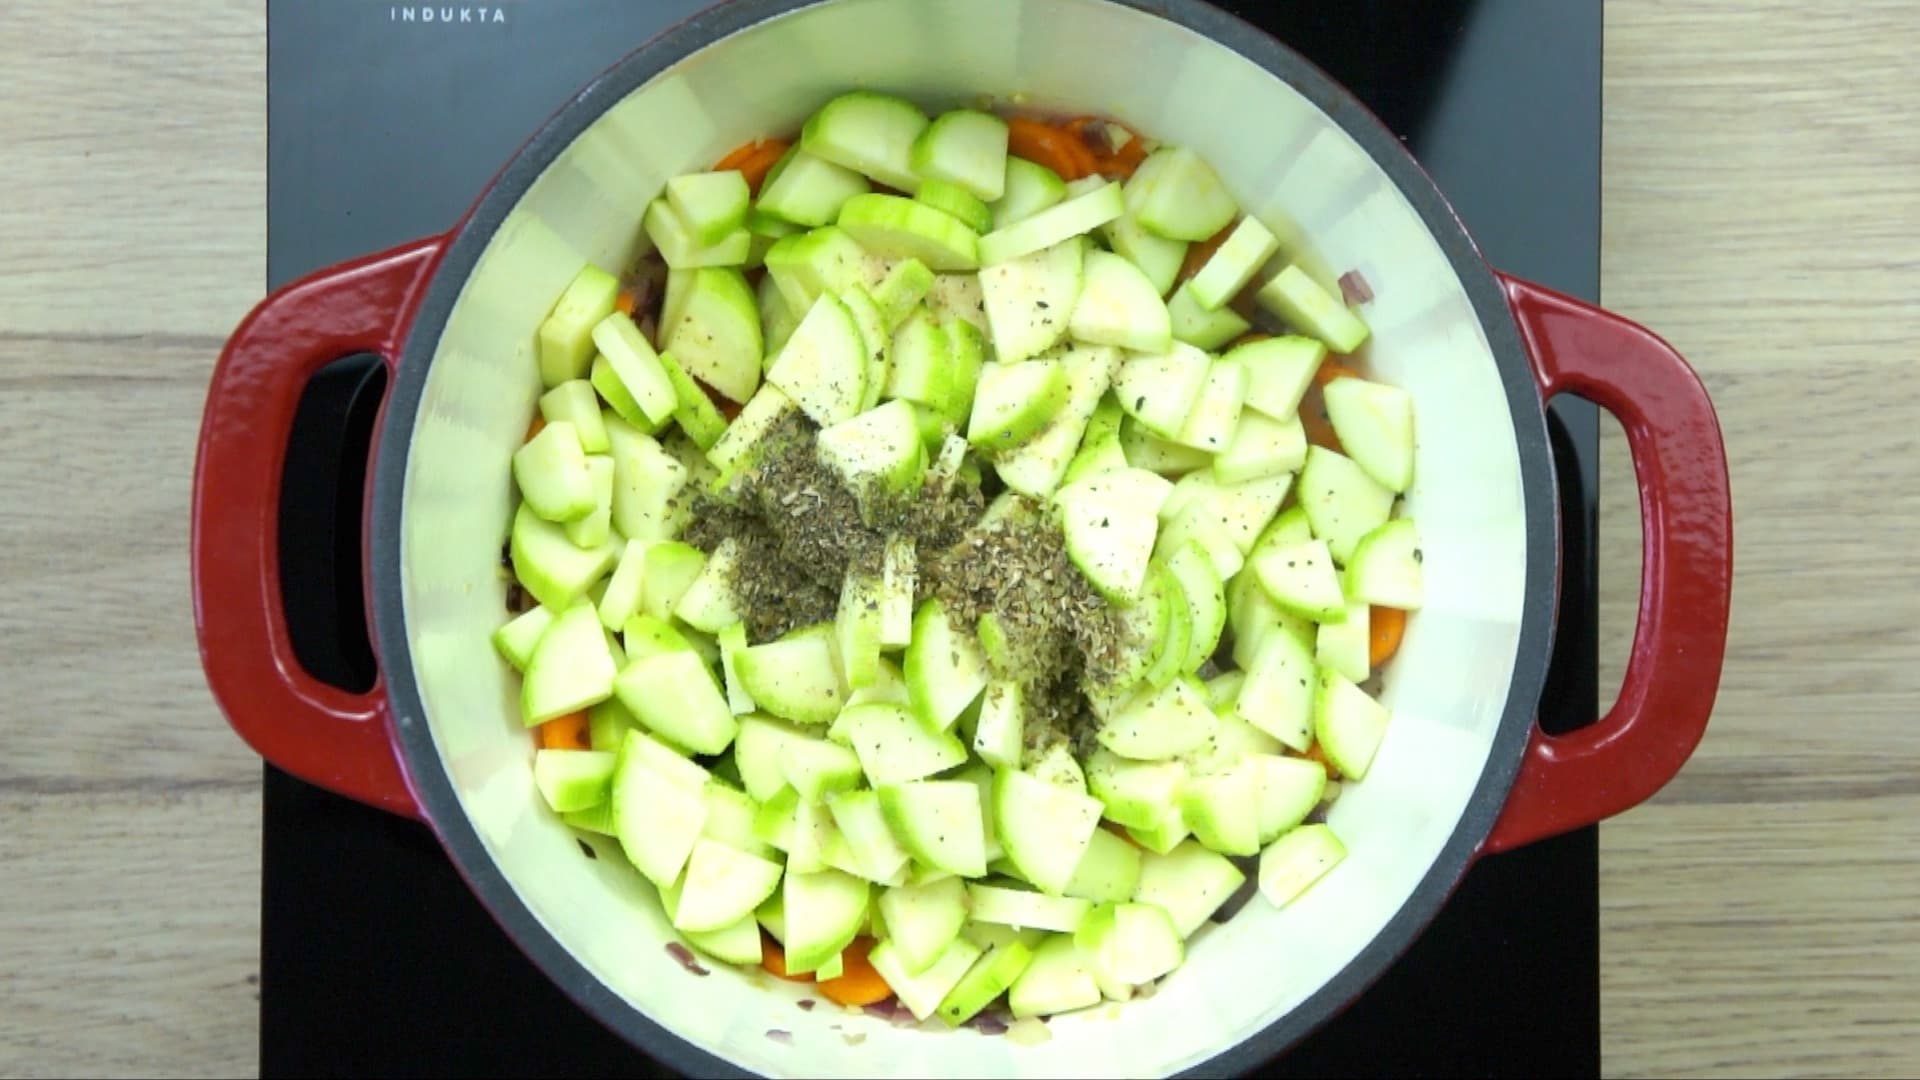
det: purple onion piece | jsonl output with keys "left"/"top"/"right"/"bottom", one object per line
{"left": 665, "top": 942, "right": 710, "bottom": 976}
{"left": 966, "top": 1009, "right": 1012, "bottom": 1036}
{"left": 1339, "top": 269, "right": 1375, "bottom": 305}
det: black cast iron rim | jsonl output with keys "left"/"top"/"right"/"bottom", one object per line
{"left": 368, "top": 1, "right": 1561, "bottom": 1074}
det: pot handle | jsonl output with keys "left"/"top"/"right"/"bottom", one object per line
{"left": 191, "top": 236, "right": 447, "bottom": 821}
{"left": 1480, "top": 273, "right": 1733, "bottom": 854}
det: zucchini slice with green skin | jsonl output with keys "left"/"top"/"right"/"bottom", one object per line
{"left": 533, "top": 748, "right": 617, "bottom": 814}
{"left": 799, "top": 90, "right": 930, "bottom": 192}
{"left": 1167, "top": 281, "right": 1251, "bottom": 349}
{"left": 875, "top": 875, "right": 969, "bottom": 975}
{"left": 1346, "top": 518, "right": 1426, "bottom": 609}
{"left": 757, "top": 147, "right": 871, "bottom": 228}
{"left": 1132, "top": 838, "right": 1246, "bottom": 938}
{"left": 733, "top": 635, "right": 846, "bottom": 725}
{"left": 665, "top": 170, "right": 752, "bottom": 247}
{"left": 869, "top": 936, "right": 983, "bottom": 1021}
{"left": 937, "top": 941, "right": 1035, "bottom": 1026}
{"left": 538, "top": 264, "right": 620, "bottom": 388}
{"left": 1314, "top": 669, "right": 1391, "bottom": 780}
{"left": 1113, "top": 342, "right": 1212, "bottom": 439}
{"left": 902, "top": 597, "right": 990, "bottom": 733}
{"left": 657, "top": 267, "right": 763, "bottom": 405}
{"left": 979, "top": 180, "right": 1125, "bottom": 265}
{"left": 1324, "top": 375, "right": 1416, "bottom": 493}
{"left": 1007, "top": 934, "right": 1102, "bottom": 1019}
{"left": 911, "top": 108, "right": 1011, "bottom": 201}
{"left": 1258, "top": 823, "right": 1347, "bottom": 908}
{"left": 991, "top": 157, "right": 1069, "bottom": 230}
{"left": 764, "top": 292, "right": 868, "bottom": 427}
{"left": 1226, "top": 333, "right": 1325, "bottom": 421}
{"left": 837, "top": 193, "right": 981, "bottom": 272}
{"left": 979, "top": 238, "right": 1086, "bottom": 364}
{"left": 512, "top": 421, "right": 595, "bottom": 523}
{"left": 967, "top": 359, "right": 1069, "bottom": 451}
{"left": 1298, "top": 445, "right": 1395, "bottom": 563}
{"left": 1068, "top": 250, "right": 1173, "bottom": 353}
{"left": 1124, "top": 146, "right": 1238, "bottom": 242}
{"left": 1185, "top": 214, "right": 1280, "bottom": 310}
{"left": 1257, "top": 265, "right": 1371, "bottom": 354}
{"left": 879, "top": 779, "right": 989, "bottom": 879}
{"left": 591, "top": 311, "right": 678, "bottom": 425}
{"left": 993, "top": 768, "right": 1105, "bottom": 896}
{"left": 916, "top": 178, "right": 994, "bottom": 233}
{"left": 643, "top": 198, "right": 752, "bottom": 269}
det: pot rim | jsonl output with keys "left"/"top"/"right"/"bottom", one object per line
{"left": 367, "top": 0, "right": 1560, "bottom": 1073}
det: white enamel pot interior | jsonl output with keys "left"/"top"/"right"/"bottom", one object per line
{"left": 369, "top": 0, "right": 1560, "bottom": 1075}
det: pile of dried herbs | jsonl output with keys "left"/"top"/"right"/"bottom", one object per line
{"left": 680, "top": 413, "right": 1133, "bottom": 749}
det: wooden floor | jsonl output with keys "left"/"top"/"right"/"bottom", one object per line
{"left": 2, "top": 0, "right": 1915, "bottom": 1076}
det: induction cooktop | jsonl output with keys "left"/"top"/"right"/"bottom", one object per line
{"left": 262, "top": 2, "right": 1603, "bottom": 1074}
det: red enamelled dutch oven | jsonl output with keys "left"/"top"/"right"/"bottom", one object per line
{"left": 192, "top": 1, "right": 1732, "bottom": 1074}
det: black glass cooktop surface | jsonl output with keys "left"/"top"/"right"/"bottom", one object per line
{"left": 262, "top": 2, "right": 1602, "bottom": 1075}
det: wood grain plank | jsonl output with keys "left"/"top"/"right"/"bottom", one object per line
{"left": 0, "top": 336, "right": 256, "bottom": 793}
{"left": 1598, "top": 2, "right": 1920, "bottom": 1076}
{"left": 0, "top": 3, "right": 268, "bottom": 1076}
{"left": 0, "top": 790, "right": 259, "bottom": 1079}
{"left": 0, "top": 0, "right": 265, "bottom": 340}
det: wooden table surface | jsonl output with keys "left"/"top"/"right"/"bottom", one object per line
{"left": 4, "top": 0, "right": 1916, "bottom": 1076}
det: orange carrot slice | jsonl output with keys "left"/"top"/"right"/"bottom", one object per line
{"left": 1312, "top": 360, "right": 1363, "bottom": 388}
{"left": 816, "top": 937, "right": 895, "bottom": 1007}
{"left": 1007, "top": 117, "right": 1097, "bottom": 181}
{"left": 760, "top": 937, "right": 816, "bottom": 983}
{"left": 1369, "top": 606, "right": 1407, "bottom": 668}
{"left": 1303, "top": 741, "right": 1342, "bottom": 781}
{"left": 536, "top": 711, "right": 591, "bottom": 751}
{"left": 712, "top": 139, "right": 791, "bottom": 195}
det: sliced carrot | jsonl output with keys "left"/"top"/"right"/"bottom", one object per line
{"left": 692, "top": 375, "right": 745, "bottom": 423}
{"left": 1303, "top": 741, "right": 1342, "bottom": 781}
{"left": 1007, "top": 117, "right": 1097, "bottom": 181}
{"left": 1302, "top": 409, "right": 1342, "bottom": 453}
{"left": 711, "top": 138, "right": 791, "bottom": 195}
{"left": 1369, "top": 605, "right": 1407, "bottom": 668}
{"left": 525, "top": 415, "right": 547, "bottom": 443}
{"left": 536, "top": 711, "right": 591, "bottom": 751}
{"left": 1298, "top": 381, "right": 1342, "bottom": 452}
{"left": 615, "top": 288, "right": 639, "bottom": 317}
{"left": 1058, "top": 115, "right": 1149, "bottom": 180}
{"left": 760, "top": 937, "right": 816, "bottom": 983}
{"left": 1312, "top": 360, "right": 1363, "bottom": 389}
{"left": 1297, "top": 360, "right": 1362, "bottom": 451}
{"left": 712, "top": 140, "right": 764, "bottom": 172}
{"left": 1103, "top": 130, "right": 1148, "bottom": 178}
{"left": 1179, "top": 221, "right": 1237, "bottom": 283}
{"left": 815, "top": 937, "right": 895, "bottom": 1007}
